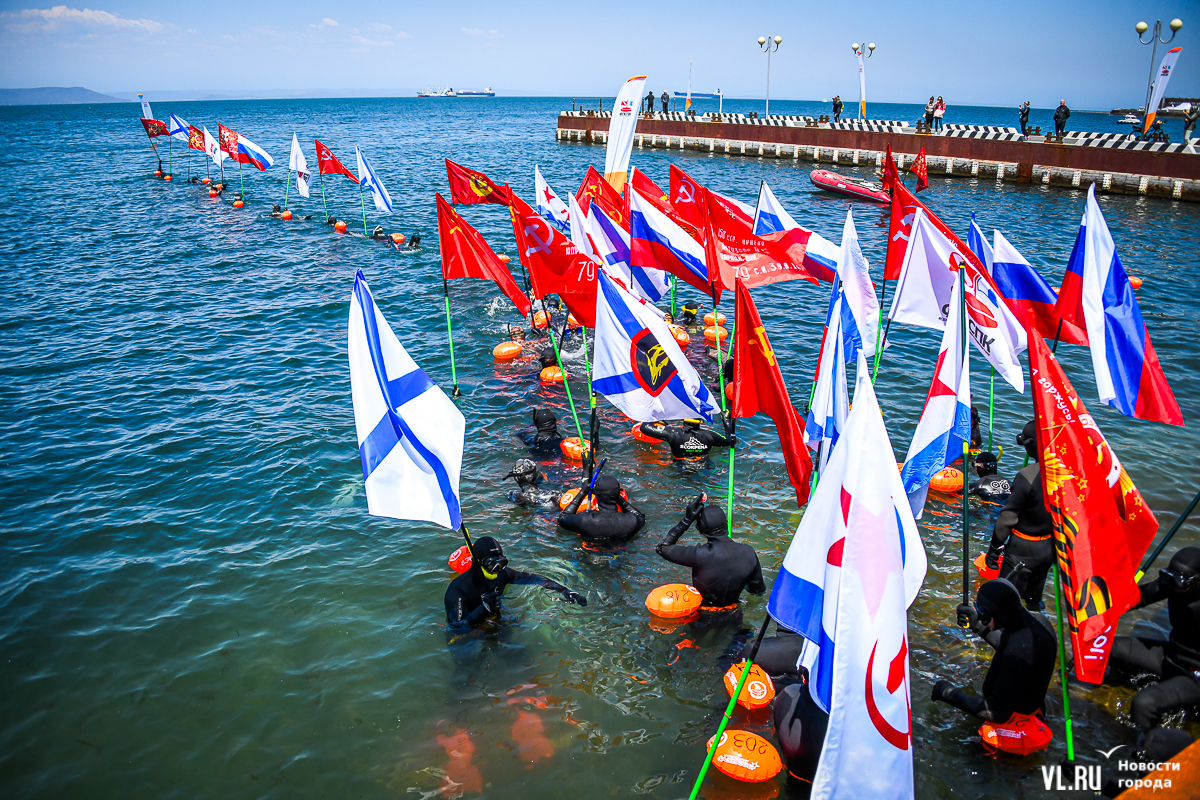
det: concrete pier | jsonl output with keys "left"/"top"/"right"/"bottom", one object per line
{"left": 556, "top": 112, "right": 1200, "bottom": 202}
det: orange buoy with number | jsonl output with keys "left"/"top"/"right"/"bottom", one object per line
{"left": 930, "top": 467, "right": 964, "bottom": 493}
{"left": 974, "top": 552, "right": 1002, "bottom": 580}
{"left": 704, "top": 311, "right": 727, "bottom": 326}
{"left": 1129, "top": 276, "right": 1143, "bottom": 290}
{"left": 631, "top": 423, "right": 657, "bottom": 443}
{"left": 391, "top": 232, "right": 405, "bottom": 244}
{"left": 540, "top": 366, "right": 567, "bottom": 383}
{"left": 979, "top": 712, "right": 1053, "bottom": 755}
{"left": 560, "top": 437, "right": 591, "bottom": 460}
{"left": 232, "top": 199, "right": 244, "bottom": 208}
{"left": 335, "top": 220, "right": 347, "bottom": 233}
{"left": 449, "top": 545, "right": 472, "bottom": 574}
{"left": 668, "top": 324, "right": 690, "bottom": 346}
{"left": 281, "top": 210, "right": 292, "bottom": 220}
{"left": 704, "top": 326, "right": 729, "bottom": 344}
{"left": 705, "top": 730, "right": 783, "bottom": 783}
{"left": 723, "top": 661, "right": 776, "bottom": 710}
{"left": 532, "top": 310, "right": 549, "bottom": 329}
{"left": 646, "top": 583, "right": 703, "bottom": 619}
{"left": 566, "top": 313, "right": 582, "bottom": 330}
{"left": 493, "top": 341, "right": 522, "bottom": 360}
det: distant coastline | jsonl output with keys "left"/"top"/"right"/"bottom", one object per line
{"left": 0, "top": 87, "right": 125, "bottom": 105}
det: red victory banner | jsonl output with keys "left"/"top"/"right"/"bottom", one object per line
{"left": 437, "top": 193, "right": 530, "bottom": 317}
{"left": 445, "top": 158, "right": 510, "bottom": 206}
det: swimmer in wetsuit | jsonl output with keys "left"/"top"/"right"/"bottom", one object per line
{"left": 269, "top": 204, "right": 284, "bottom": 218}
{"left": 522, "top": 408, "right": 564, "bottom": 458}
{"left": 538, "top": 347, "right": 558, "bottom": 370}
{"left": 406, "top": 233, "right": 421, "bottom": 250}
{"left": 502, "top": 459, "right": 558, "bottom": 509}
{"left": 656, "top": 496, "right": 765, "bottom": 608}
{"left": 677, "top": 301, "right": 700, "bottom": 326}
{"left": 968, "top": 451, "right": 1011, "bottom": 503}
{"left": 371, "top": 224, "right": 387, "bottom": 240}
{"left": 444, "top": 536, "right": 586, "bottom": 628}
{"left": 984, "top": 421, "right": 1054, "bottom": 610}
{"left": 557, "top": 474, "right": 646, "bottom": 541}
{"left": 1104, "top": 547, "right": 1200, "bottom": 732}
{"left": 638, "top": 418, "right": 735, "bottom": 460}
{"left": 774, "top": 668, "right": 829, "bottom": 793}
{"left": 931, "top": 578, "right": 1057, "bottom": 723}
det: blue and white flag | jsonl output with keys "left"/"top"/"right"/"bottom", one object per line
{"left": 806, "top": 284, "right": 849, "bottom": 474}
{"left": 592, "top": 268, "right": 715, "bottom": 422}
{"left": 900, "top": 277, "right": 972, "bottom": 518}
{"left": 202, "top": 126, "right": 226, "bottom": 167}
{"left": 535, "top": 165, "right": 570, "bottom": 233}
{"left": 753, "top": 180, "right": 842, "bottom": 279}
{"left": 348, "top": 270, "right": 463, "bottom": 529}
{"left": 771, "top": 352, "right": 926, "bottom": 718}
{"left": 836, "top": 209, "right": 879, "bottom": 360}
{"left": 967, "top": 213, "right": 994, "bottom": 273}
{"left": 289, "top": 133, "right": 311, "bottom": 199}
{"left": 167, "top": 113, "right": 190, "bottom": 142}
{"left": 355, "top": 147, "right": 392, "bottom": 213}
{"left": 584, "top": 204, "right": 669, "bottom": 302}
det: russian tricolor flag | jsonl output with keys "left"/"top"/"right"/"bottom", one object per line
{"left": 628, "top": 185, "right": 709, "bottom": 293}
{"left": 232, "top": 131, "right": 273, "bottom": 171}
{"left": 1078, "top": 185, "right": 1182, "bottom": 426}
{"left": 991, "top": 230, "right": 1086, "bottom": 345}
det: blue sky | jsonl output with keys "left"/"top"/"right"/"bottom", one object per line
{"left": 0, "top": 0, "right": 1196, "bottom": 108}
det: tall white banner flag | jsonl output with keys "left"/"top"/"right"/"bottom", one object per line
{"left": 603, "top": 74, "right": 648, "bottom": 194}
{"left": 1144, "top": 47, "right": 1183, "bottom": 134}
{"left": 289, "top": 133, "right": 311, "bottom": 198}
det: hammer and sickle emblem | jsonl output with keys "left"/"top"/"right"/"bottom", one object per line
{"left": 468, "top": 175, "right": 493, "bottom": 198}
{"left": 750, "top": 326, "right": 775, "bottom": 365}
{"left": 524, "top": 219, "right": 553, "bottom": 257}
{"left": 676, "top": 182, "right": 695, "bottom": 204}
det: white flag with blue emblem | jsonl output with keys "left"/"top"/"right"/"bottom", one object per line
{"left": 355, "top": 147, "right": 393, "bottom": 213}
{"left": 167, "top": 113, "right": 190, "bottom": 142}
{"left": 349, "top": 270, "right": 463, "bottom": 529}
{"left": 592, "top": 268, "right": 715, "bottom": 423}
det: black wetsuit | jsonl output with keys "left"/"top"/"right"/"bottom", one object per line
{"left": 934, "top": 585, "right": 1057, "bottom": 723}
{"left": 774, "top": 673, "right": 829, "bottom": 789}
{"left": 444, "top": 537, "right": 583, "bottom": 628}
{"left": 557, "top": 475, "right": 645, "bottom": 541}
{"left": 986, "top": 463, "right": 1054, "bottom": 609}
{"left": 656, "top": 504, "right": 765, "bottom": 607}
{"left": 639, "top": 422, "right": 734, "bottom": 459}
{"left": 969, "top": 474, "right": 1011, "bottom": 503}
{"left": 522, "top": 409, "right": 564, "bottom": 458}
{"left": 1105, "top": 550, "right": 1200, "bottom": 730}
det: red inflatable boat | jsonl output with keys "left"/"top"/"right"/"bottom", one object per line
{"left": 809, "top": 170, "right": 891, "bottom": 203}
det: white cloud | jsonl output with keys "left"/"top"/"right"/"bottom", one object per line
{"left": 461, "top": 27, "right": 498, "bottom": 37}
{"left": 1, "top": 5, "right": 162, "bottom": 34}
{"left": 310, "top": 17, "right": 339, "bottom": 28}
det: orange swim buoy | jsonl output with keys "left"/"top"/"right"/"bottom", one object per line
{"left": 232, "top": 199, "right": 244, "bottom": 208}
{"left": 930, "top": 467, "right": 964, "bottom": 493}
{"left": 631, "top": 423, "right": 658, "bottom": 443}
{"left": 560, "top": 437, "right": 591, "bottom": 460}
{"left": 724, "top": 660, "right": 776, "bottom": 710}
{"left": 558, "top": 486, "right": 627, "bottom": 511}
{"left": 208, "top": 189, "right": 219, "bottom": 198}
{"left": 1128, "top": 276, "right": 1143, "bottom": 290}
{"left": 449, "top": 545, "right": 472, "bottom": 573}
{"left": 567, "top": 313, "right": 582, "bottom": 330}
{"left": 705, "top": 730, "right": 784, "bottom": 783}
{"left": 281, "top": 210, "right": 292, "bottom": 220}
{"left": 645, "top": 583, "right": 703, "bottom": 619}
{"left": 704, "top": 311, "right": 727, "bottom": 326}
{"left": 153, "top": 170, "right": 162, "bottom": 177}
{"left": 979, "top": 712, "right": 1053, "bottom": 755}
{"left": 391, "top": 232, "right": 405, "bottom": 244}
{"left": 201, "top": 177, "right": 211, "bottom": 185}
{"left": 498, "top": 254, "right": 511, "bottom": 263}
{"left": 974, "top": 552, "right": 1002, "bottom": 580}
{"left": 540, "top": 366, "right": 567, "bottom": 383}
{"left": 532, "top": 310, "right": 549, "bottom": 329}
{"left": 493, "top": 341, "right": 522, "bottom": 360}
{"left": 164, "top": 174, "right": 172, "bottom": 181}
{"left": 725, "top": 383, "right": 734, "bottom": 402}
{"left": 704, "top": 326, "right": 729, "bottom": 344}
{"left": 668, "top": 324, "right": 690, "bottom": 346}
{"left": 335, "top": 220, "right": 347, "bottom": 233}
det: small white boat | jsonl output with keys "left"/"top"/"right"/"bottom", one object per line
{"left": 1117, "top": 113, "right": 1142, "bottom": 126}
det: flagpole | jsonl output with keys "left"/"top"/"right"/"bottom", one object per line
{"left": 987, "top": 367, "right": 995, "bottom": 451}
{"left": 284, "top": 168, "right": 291, "bottom": 211}
{"left": 1050, "top": 561, "right": 1075, "bottom": 761}
{"left": 359, "top": 183, "right": 369, "bottom": 237}
{"left": 168, "top": 135, "right": 173, "bottom": 178}
{"left": 712, "top": 284, "right": 734, "bottom": 538}
{"left": 238, "top": 160, "right": 244, "bottom": 197}
{"left": 1050, "top": 318, "right": 1065, "bottom": 354}
{"left": 687, "top": 616, "right": 770, "bottom": 800}
{"left": 960, "top": 268, "right": 971, "bottom": 608}
{"left": 671, "top": 276, "right": 678, "bottom": 316}
{"left": 872, "top": 191, "right": 899, "bottom": 382}
{"left": 544, "top": 305, "right": 588, "bottom": 461}
{"left": 443, "top": 277, "right": 462, "bottom": 398}
{"left": 1135, "top": 489, "right": 1200, "bottom": 581}
{"left": 319, "top": 171, "right": 330, "bottom": 221}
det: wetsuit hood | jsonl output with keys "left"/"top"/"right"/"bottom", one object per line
{"left": 593, "top": 475, "right": 621, "bottom": 512}
{"left": 697, "top": 505, "right": 728, "bottom": 540}
{"left": 504, "top": 459, "right": 539, "bottom": 488}
{"left": 532, "top": 408, "right": 559, "bottom": 436}
{"left": 1017, "top": 421, "right": 1038, "bottom": 460}
{"left": 1164, "top": 547, "right": 1200, "bottom": 593}
{"left": 975, "top": 452, "right": 999, "bottom": 477}
{"left": 538, "top": 347, "right": 557, "bottom": 368}
{"left": 976, "top": 578, "right": 1024, "bottom": 629}
{"left": 470, "top": 536, "right": 508, "bottom": 579}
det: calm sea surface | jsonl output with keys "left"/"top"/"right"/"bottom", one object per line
{"left": 0, "top": 97, "right": 1197, "bottom": 799}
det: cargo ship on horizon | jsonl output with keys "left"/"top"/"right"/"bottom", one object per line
{"left": 416, "top": 87, "right": 495, "bottom": 98}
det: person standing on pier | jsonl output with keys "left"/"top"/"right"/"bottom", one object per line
{"left": 645, "top": 89, "right": 655, "bottom": 113}
{"left": 661, "top": 91, "right": 669, "bottom": 114}
{"left": 934, "top": 96, "right": 946, "bottom": 130}
{"left": 1184, "top": 103, "right": 1198, "bottom": 147}
{"left": 1018, "top": 102, "right": 1031, "bottom": 136}
{"left": 1053, "top": 100, "right": 1070, "bottom": 137}
{"left": 832, "top": 96, "right": 843, "bottom": 122}
{"left": 924, "top": 96, "right": 936, "bottom": 128}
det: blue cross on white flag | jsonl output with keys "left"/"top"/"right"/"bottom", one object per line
{"left": 592, "top": 268, "right": 715, "bottom": 422}
{"left": 349, "top": 270, "right": 463, "bottom": 529}
{"left": 355, "top": 147, "right": 393, "bottom": 213}
{"left": 167, "top": 113, "right": 190, "bottom": 142}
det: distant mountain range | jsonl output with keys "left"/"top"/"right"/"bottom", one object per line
{"left": 0, "top": 87, "right": 126, "bottom": 105}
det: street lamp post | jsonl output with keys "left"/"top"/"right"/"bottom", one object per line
{"left": 851, "top": 42, "right": 876, "bottom": 120}
{"left": 758, "top": 35, "right": 782, "bottom": 116}
{"left": 1136, "top": 18, "right": 1183, "bottom": 114}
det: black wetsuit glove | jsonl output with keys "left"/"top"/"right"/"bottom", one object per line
{"left": 956, "top": 603, "right": 990, "bottom": 639}
{"left": 984, "top": 545, "right": 1002, "bottom": 572}
{"left": 480, "top": 588, "right": 503, "bottom": 614}
{"left": 656, "top": 495, "right": 703, "bottom": 555}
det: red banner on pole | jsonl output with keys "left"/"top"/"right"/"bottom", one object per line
{"left": 437, "top": 193, "right": 530, "bottom": 317}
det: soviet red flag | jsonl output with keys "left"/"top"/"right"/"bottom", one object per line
{"left": 437, "top": 193, "right": 530, "bottom": 317}
{"left": 668, "top": 164, "right": 709, "bottom": 233}
{"left": 315, "top": 140, "right": 359, "bottom": 183}
{"left": 883, "top": 181, "right": 986, "bottom": 281}
{"left": 509, "top": 193, "right": 598, "bottom": 327}
{"left": 703, "top": 189, "right": 816, "bottom": 292}
{"left": 575, "top": 165, "right": 626, "bottom": 226}
{"left": 140, "top": 118, "right": 169, "bottom": 138}
{"left": 187, "top": 125, "right": 205, "bottom": 151}
{"left": 632, "top": 167, "right": 698, "bottom": 240}
{"left": 445, "top": 159, "right": 510, "bottom": 206}
{"left": 881, "top": 144, "right": 899, "bottom": 193}
{"left": 732, "top": 280, "right": 813, "bottom": 506}
{"left": 1028, "top": 331, "right": 1159, "bottom": 683}
{"left": 909, "top": 145, "right": 929, "bottom": 192}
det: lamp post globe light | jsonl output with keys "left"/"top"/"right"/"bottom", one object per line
{"left": 758, "top": 35, "right": 782, "bottom": 116}
{"left": 851, "top": 41, "right": 875, "bottom": 120}
{"left": 1136, "top": 17, "right": 1183, "bottom": 114}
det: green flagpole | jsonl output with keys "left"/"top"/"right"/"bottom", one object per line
{"left": 711, "top": 285, "right": 734, "bottom": 538}
{"left": 960, "top": 268, "right": 970, "bottom": 608}
{"left": 671, "top": 275, "right": 678, "bottom": 316}
{"left": 168, "top": 136, "right": 173, "bottom": 178}
{"left": 687, "top": 617, "right": 770, "bottom": 800}
{"left": 1051, "top": 561, "right": 1075, "bottom": 761}
{"left": 987, "top": 367, "right": 995, "bottom": 451}
{"left": 284, "top": 168, "right": 291, "bottom": 211}
{"left": 581, "top": 326, "right": 594, "bottom": 407}
{"left": 238, "top": 160, "right": 244, "bottom": 196}
{"left": 443, "top": 277, "right": 462, "bottom": 398}
{"left": 359, "top": 184, "right": 369, "bottom": 237}
{"left": 544, "top": 305, "right": 587, "bottom": 456}
{"left": 1135, "top": 489, "right": 1200, "bottom": 581}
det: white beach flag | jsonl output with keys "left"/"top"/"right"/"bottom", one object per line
{"left": 202, "top": 126, "right": 226, "bottom": 167}
{"left": 348, "top": 270, "right": 463, "bottom": 529}
{"left": 603, "top": 74, "right": 648, "bottom": 193}
{"left": 836, "top": 208, "right": 880, "bottom": 360}
{"left": 289, "top": 133, "right": 311, "bottom": 198}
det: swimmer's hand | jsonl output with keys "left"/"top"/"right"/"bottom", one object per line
{"left": 956, "top": 603, "right": 977, "bottom": 629}
{"left": 480, "top": 588, "right": 503, "bottom": 614}
{"left": 563, "top": 591, "right": 587, "bottom": 607}
{"left": 931, "top": 679, "right": 955, "bottom": 703}
{"left": 684, "top": 494, "right": 705, "bottom": 523}
{"left": 984, "top": 550, "right": 1001, "bottom": 572}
